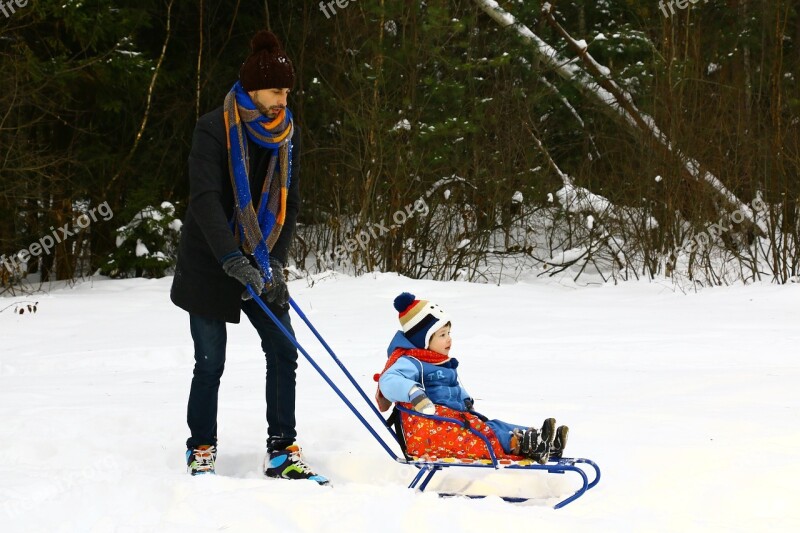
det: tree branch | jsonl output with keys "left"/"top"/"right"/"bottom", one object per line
{"left": 105, "top": 0, "right": 175, "bottom": 195}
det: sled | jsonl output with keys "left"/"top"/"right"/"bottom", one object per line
{"left": 247, "top": 287, "right": 601, "bottom": 508}
{"left": 390, "top": 404, "right": 600, "bottom": 507}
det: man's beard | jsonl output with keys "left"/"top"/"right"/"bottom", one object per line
{"left": 256, "top": 103, "right": 284, "bottom": 118}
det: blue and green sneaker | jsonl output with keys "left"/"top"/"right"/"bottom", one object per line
{"left": 264, "top": 444, "right": 329, "bottom": 485}
{"left": 186, "top": 444, "right": 216, "bottom": 476}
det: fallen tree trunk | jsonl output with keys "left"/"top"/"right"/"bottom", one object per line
{"left": 472, "top": 0, "right": 766, "bottom": 235}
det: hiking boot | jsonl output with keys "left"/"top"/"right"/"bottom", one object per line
{"left": 519, "top": 427, "right": 540, "bottom": 457}
{"left": 186, "top": 444, "right": 216, "bottom": 476}
{"left": 264, "top": 444, "right": 329, "bottom": 485}
{"left": 534, "top": 417, "right": 557, "bottom": 464}
{"left": 516, "top": 428, "right": 546, "bottom": 464}
{"left": 540, "top": 418, "right": 556, "bottom": 447}
{"left": 521, "top": 418, "right": 556, "bottom": 464}
{"left": 552, "top": 425, "right": 569, "bottom": 459}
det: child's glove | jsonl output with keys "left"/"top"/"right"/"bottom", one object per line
{"left": 464, "top": 398, "right": 474, "bottom": 411}
{"left": 409, "top": 386, "right": 435, "bottom": 415}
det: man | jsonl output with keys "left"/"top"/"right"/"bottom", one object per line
{"left": 171, "top": 30, "right": 326, "bottom": 484}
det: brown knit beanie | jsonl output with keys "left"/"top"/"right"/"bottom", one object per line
{"left": 239, "top": 30, "right": 295, "bottom": 91}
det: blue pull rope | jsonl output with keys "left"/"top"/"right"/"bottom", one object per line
{"left": 246, "top": 286, "right": 400, "bottom": 462}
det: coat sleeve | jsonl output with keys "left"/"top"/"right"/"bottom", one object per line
{"left": 187, "top": 116, "right": 241, "bottom": 262}
{"left": 378, "top": 357, "right": 422, "bottom": 403}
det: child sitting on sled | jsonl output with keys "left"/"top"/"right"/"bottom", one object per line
{"left": 374, "top": 292, "right": 568, "bottom": 464}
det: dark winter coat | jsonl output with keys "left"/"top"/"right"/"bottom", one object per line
{"left": 170, "top": 105, "right": 301, "bottom": 323}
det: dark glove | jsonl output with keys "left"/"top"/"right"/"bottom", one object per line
{"left": 222, "top": 254, "right": 264, "bottom": 300}
{"left": 409, "top": 386, "right": 435, "bottom": 415}
{"left": 264, "top": 259, "right": 289, "bottom": 307}
{"left": 464, "top": 398, "right": 474, "bottom": 411}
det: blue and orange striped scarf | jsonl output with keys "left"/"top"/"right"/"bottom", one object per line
{"left": 223, "top": 81, "right": 293, "bottom": 280}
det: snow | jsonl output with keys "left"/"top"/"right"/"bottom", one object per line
{"left": 556, "top": 184, "right": 612, "bottom": 214}
{"left": 392, "top": 119, "right": 411, "bottom": 132}
{"left": 544, "top": 247, "right": 587, "bottom": 265}
{"left": 2, "top": 274, "right": 800, "bottom": 532}
{"left": 134, "top": 239, "right": 149, "bottom": 257}
{"left": 423, "top": 175, "right": 472, "bottom": 200}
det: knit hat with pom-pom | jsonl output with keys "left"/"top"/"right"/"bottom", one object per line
{"left": 394, "top": 292, "right": 451, "bottom": 349}
{"left": 239, "top": 30, "right": 295, "bottom": 91}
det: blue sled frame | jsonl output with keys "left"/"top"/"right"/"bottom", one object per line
{"left": 247, "top": 287, "right": 601, "bottom": 508}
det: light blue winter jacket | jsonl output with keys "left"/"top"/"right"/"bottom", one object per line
{"left": 378, "top": 331, "right": 472, "bottom": 411}
{"left": 378, "top": 331, "right": 526, "bottom": 454}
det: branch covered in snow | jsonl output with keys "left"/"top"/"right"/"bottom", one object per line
{"left": 538, "top": 77, "right": 601, "bottom": 161}
{"left": 472, "top": 0, "right": 766, "bottom": 235}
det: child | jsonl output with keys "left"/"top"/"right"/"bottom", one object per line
{"left": 375, "top": 292, "right": 568, "bottom": 464}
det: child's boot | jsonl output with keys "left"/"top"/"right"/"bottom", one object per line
{"left": 518, "top": 427, "right": 539, "bottom": 457}
{"left": 540, "top": 418, "right": 556, "bottom": 448}
{"left": 517, "top": 425, "right": 548, "bottom": 464}
{"left": 552, "top": 425, "right": 569, "bottom": 459}
{"left": 532, "top": 418, "right": 556, "bottom": 464}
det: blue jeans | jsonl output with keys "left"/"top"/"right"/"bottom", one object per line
{"left": 186, "top": 300, "right": 298, "bottom": 451}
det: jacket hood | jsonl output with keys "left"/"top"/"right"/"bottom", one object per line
{"left": 386, "top": 330, "right": 416, "bottom": 357}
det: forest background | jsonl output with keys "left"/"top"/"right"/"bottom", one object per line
{"left": 1, "top": 0, "right": 798, "bottom": 290}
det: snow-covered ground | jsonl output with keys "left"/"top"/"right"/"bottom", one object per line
{"left": 1, "top": 274, "right": 799, "bottom": 532}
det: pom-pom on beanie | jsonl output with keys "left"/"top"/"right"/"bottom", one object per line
{"left": 239, "top": 30, "right": 296, "bottom": 91}
{"left": 394, "top": 292, "right": 451, "bottom": 349}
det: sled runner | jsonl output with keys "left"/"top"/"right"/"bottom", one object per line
{"left": 247, "top": 287, "right": 601, "bottom": 508}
